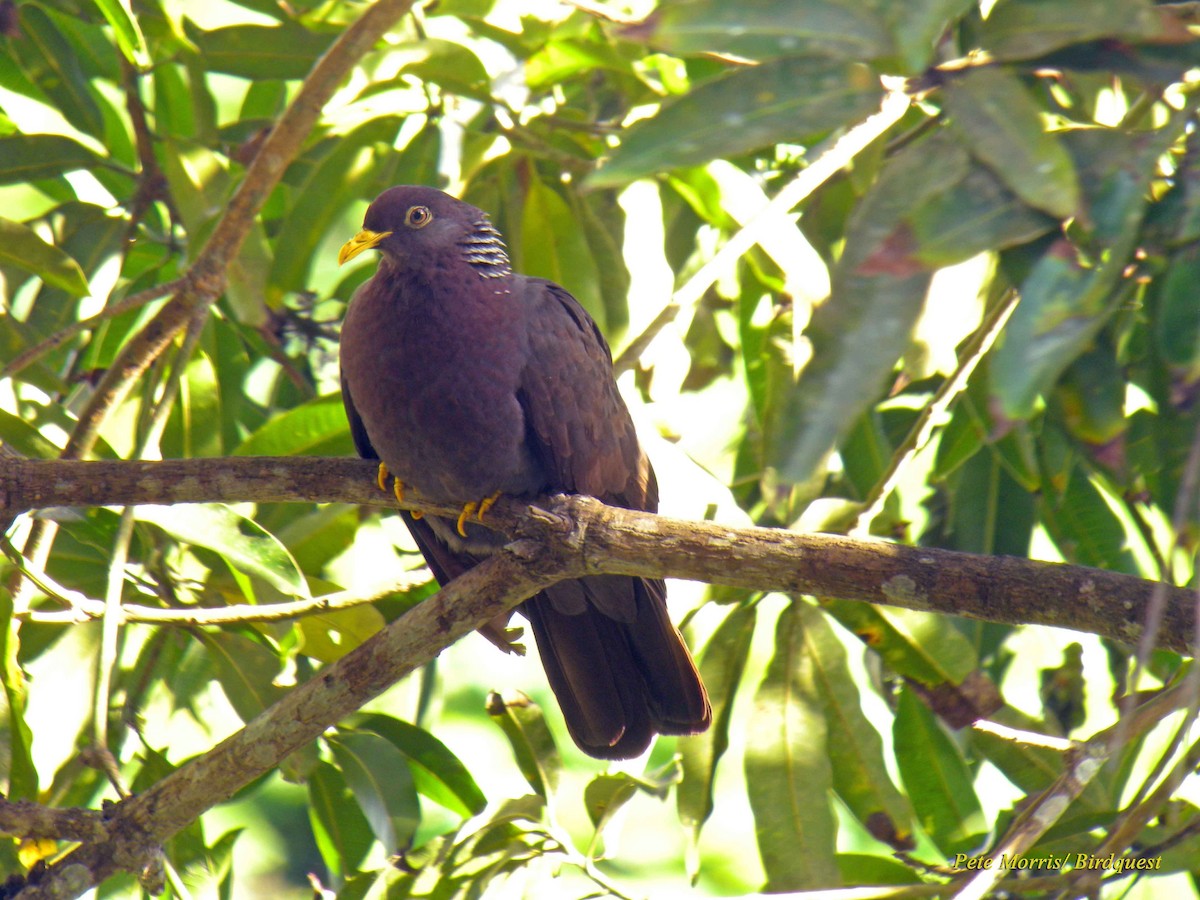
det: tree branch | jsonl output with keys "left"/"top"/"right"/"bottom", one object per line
{"left": 1, "top": 456, "right": 1193, "bottom": 653}
{"left": 15, "top": 547, "right": 567, "bottom": 898}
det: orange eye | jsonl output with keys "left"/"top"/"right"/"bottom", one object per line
{"left": 405, "top": 205, "right": 433, "bottom": 228}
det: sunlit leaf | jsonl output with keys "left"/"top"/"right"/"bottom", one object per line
{"left": 308, "top": 760, "right": 375, "bottom": 879}
{"left": 329, "top": 730, "right": 421, "bottom": 853}
{"left": 196, "top": 630, "right": 286, "bottom": 722}
{"left": 352, "top": 713, "right": 487, "bottom": 818}
{"left": 518, "top": 178, "right": 604, "bottom": 327}
{"left": 893, "top": 687, "right": 987, "bottom": 855}
{"left": 590, "top": 58, "right": 881, "bottom": 188}
{"left": 679, "top": 602, "right": 756, "bottom": 862}
{"left": 0, "top": 587, "right": 37, "bottom": 801}
{"left": 797, "top": 602, "right": 913, "bottom": 849}
{"left": 0, "top": 217, "right": 90, "bottom": 297}
{"left": 232, "top": 394, "right": 354, "bottom": 457}
{"left": 978, "top": 0, "right": 1167, "bottom": 61}
{"left": 0, "top": 134, "right": 102, "bottom": 184}
{"left": 135, "top": 504, "right": 309, "bottom": 597}
{"left": 188, "top": 21, "right": 336, "bottom": 80}
{"left": 631, "top": 0, "right": 892, "bottom": 61}
{"left": 486, "top": 689, "right": 562, "bottom": 801}
{"left": 91, "top": 0, "right": 149, "bottom": 66}
{"left": 942, "top": 66, "right": 1079, "bottom": 220}
{"left": 745, "top": 600, "right": 840, "bottom": 890}
{"left": 12, "top": 7, "right": 105, "bottom": 139}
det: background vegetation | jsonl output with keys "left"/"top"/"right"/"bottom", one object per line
{"left": 2, "top": 0, "right": 1200, "bottom": 897}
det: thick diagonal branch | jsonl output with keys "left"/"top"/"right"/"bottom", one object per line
{"left": 16, "top": 546, "right": 567, "bottom": 898}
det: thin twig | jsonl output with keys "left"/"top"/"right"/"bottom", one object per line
{"left": 849, "top": 290, "right": 1019, "bottom": 537}
{"left": 0, "top": 279, "right": 183, "bottom": 381}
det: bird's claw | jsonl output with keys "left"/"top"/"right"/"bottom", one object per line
{"left": 377, "top": 462, "right": 421, "bottom": 516}
{"left": 456, "top": 491, "right": 502, "bottom": 537}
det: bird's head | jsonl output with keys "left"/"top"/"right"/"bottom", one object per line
{"left": 338, "top": 186, "right": 510, "bottom": 277}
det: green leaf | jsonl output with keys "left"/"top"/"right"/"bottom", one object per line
{"left": 518, "top": 179, "right": 604, "bottom": 327}
{"left": 297, "top": 605, "right": 386, "bottom": 663}
{"left": 308, "top": 760, "right": 375, "bottom": 879}
{"left": 160, "top": 349, "right": 223, "bottom": 458}
{"left": 942, "top": 67, "right": 1079, "bottom": 220}
{"left": 12, "top": 6, "right": 105, "bottom": 139}
{"left": 0, "top": 586, "right": 37, "bottom": 800}
{"left": 232, "top": 393, "right": 354, "bottom": 457}
{"left": 797, "top": 602, "right": 914, "bottom": 849}
{"left": 763, "top": 130, "right": 975, "bottom": 483}
{"left": 267, "top": 117, "right": 402, "bottom": 302}
{"left": 386, "top": 39, "right": 492, "bottom": 101}
{"left": 1154, "top": 246, "right": 1200, "bottom": 374}
{"left": 329, "top": 730, "right": 421, "bottom": 853}
{"left": 525, "top": 37, "right": 634, "bottom": 89}
{"left": 189, "top": 21, "right": 336, "bottom": 80}
{"left": 584, "top": 772, "right": 639, "bottom": 835}
{"left": 763, "top": 270, "right": 929, "bottom": 483}
{"left": 0, "top": 134, "right": 102, "bottom": 184}
{"left": 678, "top": 603, "right": 756, "bottom": 859}
{"left": 745, "top": 600, "right": 840, "bottom": 890}
{"left": 352, "top": 713, "right": 487, "bottom": 818}
{"left": 634, "top": 0, "right": 893, "bottom": 61}
{"left": 0, "top": 218, "right": 90, "bottom": 297}
{"left": 887, "top": 160, "right": 1056, "bottom": 270}
{"left": 196, "top": 631, "right": 286, "bottom": 722}
{"left": 91, "top": 0, "right": 150, "bottom": 66}
{"left": 822, "top": 601, "right": 978, "bottom": 687}
{"left": 135, "top": 504, "right": 309, "bottom": 598}
{"left": 589, "top": 58, "right": 881, "bottom": 188}
{"left": 888, "top": 0, "right": 977, "bottom": 74}
{"left": 978, "top": 0, "right": 1167, "bottom": 61}
{"left": 893, "top": 687, "right": 987, "bottom": 855}
{"left": 1041, "top": 464, "right": 1138, "bottom": 571}
{"left": 486, "top": 689, "right": 562, "bottom": 801}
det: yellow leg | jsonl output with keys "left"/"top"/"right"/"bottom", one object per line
{"left": 456, "top": 491, "right": 502, "bottom": 537}
{"left": 377, "top": 461, "right": 420, "bottom": 516}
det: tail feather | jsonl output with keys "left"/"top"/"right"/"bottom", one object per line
{"left": 526, "top": 575, "right": 711, "bottom": 759}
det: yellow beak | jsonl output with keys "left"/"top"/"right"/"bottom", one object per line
{"left": 338, "top": 229, "right": 392, "bottom": 265}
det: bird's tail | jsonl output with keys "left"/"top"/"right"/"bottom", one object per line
{"left": 523, "top": 576, "right": 711, "bottom": 760}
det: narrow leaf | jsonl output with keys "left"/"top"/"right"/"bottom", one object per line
{"left": 91, "top": 0, "right": 150, "bottom": 66}
{"left": 893, "top": 687, "right": 987, "bottom": 855}
{"left": 0, "top": 218, "right": 90, "bottom": 297}
{"left": 589, "top": 58, "right": 881, "bottom": 188}
{"left": 0, "top": 134, "right": 101, "bottom": 184}
{"left": 308, "top": 760, "right": 376, "bottom": 879}
{"left": 942, "top": 67, "right": 1079, "bottom": 219}
{"left": 678, "top": 603, "right": 756, "bottom": 857}
{"left": 745, "top": 600, "right": 840, "bottom": 890}
{"left": 797, "top": 602, "right": 914, "bottom": 849}
{"left": 232, "top": 393, "right": 354, "bottom": 457}
{"left": 196, "top": 631, "right": 286, "bottom": 723}
{"left": 486, "top": 689, "right": 562, "bottom": 801}
{"left": 135, "top": 504, "right": 309, "bottom": 598}
{"left": 352, "top": 713, "right": 487, "bottom": 818}
{"left": 329, "top": 731, "right": 421, "bottom": 854}
{"left": 632, "top": 0, "right": 892, "bottom": 62}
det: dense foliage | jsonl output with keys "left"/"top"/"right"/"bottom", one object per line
{"left": 3, "top": 0, "right": 1200, "bottom": 897}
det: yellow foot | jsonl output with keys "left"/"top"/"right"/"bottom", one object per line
{"left": 456, "top": 491, "right": 502, "bottom": 537}
{"left": 376, "top": 462, "right": 422, "bottom": 516}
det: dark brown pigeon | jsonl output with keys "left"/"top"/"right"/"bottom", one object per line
{"left": 338, "top": 185, "right": 711, "bottom": 759}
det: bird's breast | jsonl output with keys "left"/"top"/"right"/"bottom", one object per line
{"left": 340, "top": 267, "right": 543, "bottom": 502}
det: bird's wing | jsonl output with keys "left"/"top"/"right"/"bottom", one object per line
{"left": 515, "top": 280, "right": 655, "bottom": 512}
{"left": 340, "top": 375, "right": 378, "bottom": 461}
